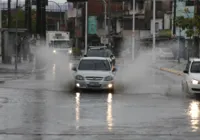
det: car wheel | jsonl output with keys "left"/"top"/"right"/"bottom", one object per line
{"left": 183, "top": 83, "right": 191, "bottom": 98}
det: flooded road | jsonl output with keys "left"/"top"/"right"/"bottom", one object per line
{"left": 0, "top": 60, "right": 199, "bottom": 140}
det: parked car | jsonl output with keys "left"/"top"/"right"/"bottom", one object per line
{"left": 71, "top": 57, "right": 116, "bottom": 91}
{"left": 182, "top": 58, "right": 200, "bottom": 96}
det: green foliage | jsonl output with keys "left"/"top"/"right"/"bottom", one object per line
{"left": 72, "top": 47, "right": 81, "bottom": 56}
{"left": 2, "top": 9, "right": 36, "bottom": 33}
{"left": 158, "top": 29, "right": 171, "bottom": 37}
{"left": 175, "top": 15, "right": 200, "bottom": 37}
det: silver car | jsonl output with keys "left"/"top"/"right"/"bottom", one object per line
{"left": 71, "top": 57, "right": 116, "bottom": 91}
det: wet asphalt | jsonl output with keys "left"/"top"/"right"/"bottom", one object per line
{"left": 0, "top": 60, "right": 200, "bottom": 140}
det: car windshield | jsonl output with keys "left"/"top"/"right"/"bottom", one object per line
{"left": 190, "top": 62, "right": 200, "bottom": 73}
{"left": 87, "top": 49, "right": 112, "bottom": 57}
{"left": 78, "top": 59, "right": 111, "bottom": 71}
{"left": 50, "top": 40, "right": 70, "bottom": 48}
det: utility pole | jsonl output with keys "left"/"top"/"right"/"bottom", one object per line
{"left": 132, "top": 0, "right": 135, "bottom": 61}
{"left": 152, "top": 0, "right": 156, "bottom": 62}
{"left": 75, "top": 2, "right": 78, "bottom": 48}
{"left": 41, "top": 0, "right": 46, "bottom": 40}
{"left": 8, "top": 0, "right": 11, "bottom": 28}
{"left": 25, "top": 0, "right": 28, "bottom": 30}
{"left": 36, "top": 0, "right": 41, "bottom": 36}
{"left": 173, "top": 0, "right": 176, "bottom": 35}
{"left": 84, "top": 1, "right": 88, "bottom": 55}
{"left": 108, "top": 0, "right": 111, "bottom": 47}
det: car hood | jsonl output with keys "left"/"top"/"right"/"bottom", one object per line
{"left": 190, "top": 73, "right": 200, "bottom": 80}
{"left": 76, "top": 70, "right": 113, "bottom": 77}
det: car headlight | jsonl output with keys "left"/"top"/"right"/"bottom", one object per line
{"left": 104, "top": 76, "right": 113, "bottom": 81}
{"left": 75, "top": 75, "right": 84, "bottom": 80}
{"left": 192, "top": 79, "right": 198, "bottom": 85}
{"left": 53, "top": 50, "right": 56, "bottom": 54}
{"left": 68, "top": 50, "right": 72, "bottom": 54}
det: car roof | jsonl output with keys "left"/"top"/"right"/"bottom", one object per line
{"left": 89, "top": 46, "right": 107, "bottom": 50}
{"left": 191, "top": 58, "right": 200, "bottom": 62}
{"left": 80, "top": 57, "right": 109, "bottom": 60}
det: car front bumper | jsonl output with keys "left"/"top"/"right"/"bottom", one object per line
{"left": 188, "top": 83, "right": 200, "bottom": 94}
{"left": 75, "top": 80, "right": 114, "bottom": 90}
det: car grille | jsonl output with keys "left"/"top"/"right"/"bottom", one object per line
{"left": 86, "top": 77, "right": 103, "bottom": 81}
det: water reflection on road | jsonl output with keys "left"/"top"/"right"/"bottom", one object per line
{"left": 75, "top": 92, "right": 80, "bottom": 130}
{"left": 188, "top": 100, "right": 200, "bottom": 132}
{"left": 107, "top": 93, "right": 113, "bottom": 131}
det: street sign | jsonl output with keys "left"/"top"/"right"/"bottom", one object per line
{"left": 88, "top": 16, "right": 97, "bottom": 34}
{"left": 101, "top": 37, "right": 108, "bottom": 44}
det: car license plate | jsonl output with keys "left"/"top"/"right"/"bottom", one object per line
{"left": 89, "top": 82, "right": 100, "bottom": 86}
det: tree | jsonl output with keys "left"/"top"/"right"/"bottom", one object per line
{"left": 175, "top": 16, "right": 194, "bottom": 38}
{"left": 2, "top": 9, "right": 36, "bottom": 33}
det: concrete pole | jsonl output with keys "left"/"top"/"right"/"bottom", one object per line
{"left": 102, "top": 0, "right": 107, "bottom": 46}
{"left": 15, "top": 0, "right": 19, "bottom": 72}
{"left": 152, "top": 0, "right": 156, "bottom": 62}
{"left": 132, "top": 0, "right": 135, "bottom": 61}
{"left": 178, "top": 28, "right": 181, "bottom": 63}
{"left": 75, "top": 2, "right": 78, "bottom": 48}
{"left": 84, "top": 1, "right": 88, "bottom": 55}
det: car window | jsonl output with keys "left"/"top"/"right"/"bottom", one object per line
{"left": 87, "top": 49, "right": 113, "bottom": 57}
{"left": 87, "top": 50, "right": 106, "bottom": 57}
{"left": 190, "top": 62, "right": 200, "bottom": 73}
{"left": 78, "top": 59, "right": 111, "bottom": 71}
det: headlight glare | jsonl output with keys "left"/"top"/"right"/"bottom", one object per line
{"left": 75, "top": 75, "right": 84, "bottom": 80}
{"left": 53, "top": 50, "right": 56, "bottom": 53}
{"left": 192, "top": 79, "right": 198, "bottom": 85}
{"left": 104, "top": 76, "right": 113, "bottom": 81}
{"left": 69, "top": 50, "right": 72, "bottom": 54}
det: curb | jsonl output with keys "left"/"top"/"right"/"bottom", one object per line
{"left": 0, "top": 65, "right": 49, "bottom": 83}
{"left": 0, "top": 80, "right": 5, "bottom": 84}
{"left": 160, "top": 67, "right": 184, "bottom": 76}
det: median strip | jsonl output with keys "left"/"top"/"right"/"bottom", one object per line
{"left": 160, "top": 67, "right": 184, "bottom": 76}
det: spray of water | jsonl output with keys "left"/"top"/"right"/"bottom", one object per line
{"left": 115, "top": 41, "right": 182, "bottom": 95}
{"left": 34, "top": 40, "right": 74, "bottom": 91}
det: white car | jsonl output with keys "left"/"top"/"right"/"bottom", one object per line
{"left": 71, "top": 57, "right": 116, "bottom": 91}
{"left": 182, "top": 58, "right": 200, "bottom": 96}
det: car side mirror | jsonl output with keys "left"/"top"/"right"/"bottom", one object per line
{"left": 72, "top": 66, "right": 77, "bottom": 71}
{"left": 110, "top": 55, "right": 114, "bottom": 58}
{"left": 112, "top": 67, "right": 117, "bottom": 72}
{"left": 183, "top": 70, "right": 188, "bottom": 73}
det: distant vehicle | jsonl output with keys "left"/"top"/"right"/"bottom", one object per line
{"left": 182, "top": 58, "right": 200, "bottom": 96}
{"left": 156, "top": 48, "right": 174, "bottom": 59}
{"left": 46, "top": 31, "right": 72, "bottom": 56}
{"left": 86, "top": 47, "right": 116, "bottom": 66}
{"left": 71, "top": 57, "right": 116, "bottom": 91}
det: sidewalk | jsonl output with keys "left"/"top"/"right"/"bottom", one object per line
{"left": 0, "top": 58, "right": 35, "bottom": 82}
{"left": 0, "top": 59, "right": 34, "bottom": 74}
{"left": 158, "top": 59, "right": 187, "bottom": 76}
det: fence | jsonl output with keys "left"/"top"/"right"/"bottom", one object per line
{"left": 0, "top": 2, "right": 69, "bottom": 12}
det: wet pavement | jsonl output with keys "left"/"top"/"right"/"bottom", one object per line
{"left": 0, "top": 60, "right": 200, "bottom": 139}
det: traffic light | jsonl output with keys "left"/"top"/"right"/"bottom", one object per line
{"left": 68, "top": 0, "right": 88, "bottom": 1}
